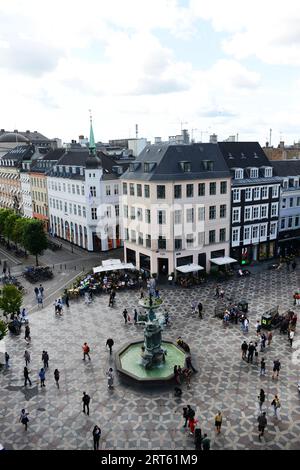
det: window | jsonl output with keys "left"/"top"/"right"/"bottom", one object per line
{"left": 260, "top": 205, "right": 268, "bottom": 218}
{"left": 253, "top": 187, "right": 260, "bottom": 200}
{"left": 131, "top": 230, "right": 136, "bottom": 242}
{"left": 260, "top": 224, "right": 267, "bottom": 238}
{"left": 186, "top": 184, "right": 194, "bottom": 198}
{"left": 137, "top": 184, "right": 142, "bottom": 197}
{"left": 264, "top": 167, "right": 273, "bottom": 177}
{"left": 158, "top": 210, "right": 166, "bottom": 225}
{"left": 174, "top": 210, "right": 182, "bottom": 225}
{"left": 250, "top": 168, "right": 258, "bottom": 178}
{"left": 91, "top": 208, "right": 97, "bottom": 220}
{"left": 210, "top": 182, "right": 216, "bottom": 195}
{"left": 137, "top": 208, "right": 143, "bottom": 221}
{"left": 244, "top": 207, "right": 251, "bottom": 221}
{"left": 106, "top": 206, "right": 111, "bottom": 218}
{"left": 232, "top": 228, "right": 240, "bottom": 244}
{"left": 174, "top": 185, "right": 182, "bottom": 199}
{"left": 209, "top": 230, "right": 216, "bottom": 244}
{"left": 78, "top": 205, "right": 82, "bottom": 216}
{"left": 232, "top": 207, "right": 240, "bottom": 223}
{"left": 83, "top": 207, "right": 86, "bottom": 218}
{"left": 288, "top": 217, "right": 293, "bottom": 228}
{"left": 261, "top": 186, "right": 268, "bottom": 199}
{"left": 130, "top": 183, "right": 135, "bottom": 196}
{"left": 297, "top": 197, "right": 300, "bottom": 207}
{"left": 186, "top": 234, "right": 194, "bottom": 247}
{"left": 252, "top": 225, "right": 259, "bottom": 239}
{"left": 220, "top": 181, "right": 227, "bottom": 194}
{"left": 233, "top": 189, "right": 240, "bottom": 202}
{"left": 69, "top": 203, "right": 72, "bottom": 214}
{"left": 252, "top": 206, "right": 259, "bottom": 219}
{"left": 180, "top": 161, "right": 191, "bottom": 172}
{"left": 281, "top": 218, "right": 286, "bottom": 230}
{"left": 138, "top": 233, "right": 143, "bottom": 245}
{"left": 74, "top": 204, "right": 77, "bottom": 215}
{"left": 295, "top": 217, "right": 300, "bottom": 227}
{"left": 115, "top": 205, "right": 119, "bottom": 217}
{"left": 290, "top": 198, "right": 294, "bottom": 208}
{"left": 123, "top": 205, "right": 128, "bottom": 218}
{"left": 271, "top": 203, "right": 278, "bottom": 217}
{"left": 198, "top": 183, "right": 205, "bottom": 196}
{"left": 198, "top": 207, "right": 205, "bottom": 221}
{"left": 123, "top": 183, "right": 128, "bottom": 195}
{"left": 220, "top": 204, "right": 227, "bottom": 218}
{"left": 157, "top": 185, "right": 165, "bottom": 199}
{"left": 282, "top": 198, "right": 286, "bottom": 209}
{"left": 270, "top": 222, "right": 277, "bottom": 236}
{"left": 175, "top": 238, "right": 182, "bottom": 250}
{"left": 106, "top": 185, "right": 111, "bottom": 196}
{"left": 76, "top": 185, "right": 80, "bottom": 195}
{"left": 244, "top": 226, "right": 251, "bottom": 241}
{"left": 198, "top": 232, "right": 204, "bottom": 245}
{"left": 158, "top": 236, "right": 166, "bottom": 249}
{"left": 68, "top": 184, "right": 71, "bottom": 193}
{"left": 81, "top": 186, "right": 85, "bottom": 195}
{"left": 59, "top": 201, "right": 62, "bottom": 211}
{"left": 203, "top": 160, "right": 214, "bottom": 171}
{"left": 146, "top": 234, "right": 151, "bottom": 248}
{"left": 72, "top": 185, "right": 75, "bottom": 194}
{"left": 90, "top": 186, "right": 96, "bottom": 197}
{"left": 145, "top": 209, "right": 151, "bottom": 223}
{"left": 144, "top": 185, "right": 150, "bottom": 198}
{"left": 64, "top": 202, "right": 68, "bottom": 213}
{"left": 125, "top": 228, "right": 129, "bottom": 241}
{"left": 130, "top": 207, "right": 136, "bottom": 220}
{"left": 209, "top": 206, "right": 216, "bottom": 220}
{"left": 245, "top": 188, "right": 252, "bottom": 201}
{"left": 219, "top": 228, "right": 226, "bottom": 242}
{"left": 235, "top": 169, "right": 244, "bottom": 179}
{"left": 186, "top": 208, "right": 194, "bottom": 223}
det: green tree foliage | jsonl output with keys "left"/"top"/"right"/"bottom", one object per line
{"left": 0, "top": 285, "right": 23, "bottom": 318}
{"left": 22, "top": 219, "right": 48, "bottom": 266}
{"left": 12, "top": 217, "right": 27, "bottom": 247}
{"left": 0, "top": 209, "right": 12, "bottom": 234}
{"left": 3, "top": 212, "right": 18, "bottom": 243}
{"left": 0, "top": 319, "right": 8, "bottom": 340}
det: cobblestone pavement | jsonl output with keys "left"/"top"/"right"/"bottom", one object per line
{"left": 1, "top": 267, "right": 300, "bottom": 450}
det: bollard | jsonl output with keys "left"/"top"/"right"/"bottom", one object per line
{"left": 65, "top": 264, "right": 66, "bottom": 270}
{"left": 60, "top": 264, "right": 62, "bottom": 270}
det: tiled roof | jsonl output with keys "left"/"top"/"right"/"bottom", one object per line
{"left": 271, "top": 160, "right": 300, "bottom": 177}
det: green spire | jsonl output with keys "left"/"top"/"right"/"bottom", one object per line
{"left": 89, "top": 111, "right": 96, "bottom": 155}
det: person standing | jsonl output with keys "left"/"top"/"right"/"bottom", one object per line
{"left": 258, "top": 412, "right": 267, "bottom": 440}
{"left": 82, "top": 392, "right": 91, "bottom": 415}
{"left": 34, "top": 286, "right": 39, "bottom": 299}
{"left": 106, "top": 368, "right": 114, "bottom": 388}
{"left": 39, "top": 368, "right": 46, "bottom": 387}
{"left": 65, "top": 293, "right": 70, "bottom": 308}
{"left": 82, "top": 342, "right": 91, "bottom": 361}
{"left": 93, "top": 425, "right": 101, "bottom": 450}
{"left": 198, "top": 302, "right": 203, "bottom": 319}
{"left": 134, "top": 309, "right": 138, "bottom": 325}
{"left": 186, "top": 355, "right": 197, "bottom": 373}
{"left": 241, "top": 341, "right": 248, "bottom": 360}
{"left": 260, "top": 358, "right": 266, "bottom": 376}
{"left": 244, "top": 317, "right": 249, "bottom": 333}
{"left": 24, "top": 325, "right": 31, "bottom": 344}
{"left": 106, "top": 338, "right": 114, "bottom": 355}
{"left": 256, "top": 321, "right": 262, "bottom": 336}
{"left": 247, "top": 342, "right": 255, "bottom": 363}
{"left": 42, "top": 351, "right": 49, "bottom": 369}
{"left": 54, "top": 369, "right": 60, "bottom": 388}
{"left": 271, "top": 395, "right": 281, "bottom": 419}
{"left": 24, "top": 366, "right": 32, "bottom": 386}
{"left": 20, "top": 409, "right": 29, "bottom": 431}
{"left": 289, "top": 330, "right": 294, "bottom": 347}
{"left": 123, "top": 309, "right": 128, "bottom": 324}
{"left": 201, "top": 434, "right": 211, "bottom": 450}
{"left": 182, "top": 407, "right": 189, "bottom": 428}
{"left": 194, "top": 428, "right": 202, "bottom": 450}
{"left": 215, "top": 285, "right": 220, "bottom": 298}
{"left": 4, "top": 352, "right": 9, "bottom": 369}
{"left": 37, "top": 293, "right": 43, "bottom": 309}
{"left": 258, "top": 389, "right": 265, "bottom": 411}
{"left": 267, "top": 331, "right": 273, "bottom": 347}
{"left": 272, "top": 359, "right": 281, "bottom": 379}
{"left": 39, "top": 284, "right": 44, "bottom": 298}
{"left": 215, "top": 411, "right": 222, "bottom": 434}
{"left": 24, "top": 350, "right": 31, "bottom": 366}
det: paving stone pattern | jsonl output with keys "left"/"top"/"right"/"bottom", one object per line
{"left": 1, "top": 268, "right": 300, "bottom": 450}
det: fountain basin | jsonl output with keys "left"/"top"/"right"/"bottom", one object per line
{"left": 116, "top": 340, "right": 186, "bottom": 384}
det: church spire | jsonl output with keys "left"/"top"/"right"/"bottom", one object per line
{"left": 89, "top": 109, "right": 96, "bottom": 156}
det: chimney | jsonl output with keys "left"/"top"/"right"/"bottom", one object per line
{"left": 280, "top": 141, "right": 285, "bottom": 149}
{"left": 265, "top": 142, "right": 269, "bottom": 147}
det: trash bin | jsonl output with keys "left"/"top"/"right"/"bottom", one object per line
{"left": 261, "top": 313, "right": 272, "bottom": 330}
{"left": 238, "top": 300, "right": 248, "bottom": 313}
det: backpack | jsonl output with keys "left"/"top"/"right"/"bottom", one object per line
{"left": 86, "top": 346, "right": 90, "bottom": 353}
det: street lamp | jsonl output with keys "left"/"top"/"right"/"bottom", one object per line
{"left": 71, "top": 234, "right": 74, "bottom": 253}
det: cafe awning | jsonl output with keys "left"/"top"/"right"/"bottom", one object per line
{"left": 176, "top": 263, "right": 204, "bottom": 273}
{"left": 93, "top": 262, "right": 136, "bottom": 274}
{"left": 210, "top": 256, "right": 237, "bottom": 266}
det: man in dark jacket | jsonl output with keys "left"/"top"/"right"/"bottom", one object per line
{"left": 247, "top": 342, "right": 255, "bottom": 363}
{"left": 82, "top": 392, "right": 91, "bottom": 415}
{"left": 241, "top": 340, "right": 248, "bottom": 360}
{"left": 106, "top": 338, "right": 114, "bottom": 355}
{"left": 198, "top": 302, "right": 203, "bottom": 319}
{"left": 201, "top": 434, "right": 210, "bottom": 450}
{"left": 258, "top": 412, "right": 267, "bottom": 440}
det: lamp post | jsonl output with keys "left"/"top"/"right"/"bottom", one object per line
{"left": 71, "top": 234, "right": 74, "bottom": 253}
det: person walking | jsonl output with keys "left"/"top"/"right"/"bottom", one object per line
{"left": 39, "top": 368, "right": 46, "bottom": 387}
{"left": 24, "top": 350, "right": 31, "bottom": 366}
{"left": 106, "top": 368, "right": 114, "bottom": 388}
{"left": 272, "top": 359, "right": 281, "bottom": 379}
{"left": 188, "top": 415, "right": 198, "bottom": 435}
{"left": 186, "top": 355, "right": 197, "bottom": 373}
{"left": 65, "top": 293, "right": 70, "bottom": 308}
{"left": 241, "top": 341, "right": 248, "bottom": 360}
{"left": 42, "top": 351, "right": 49, "bottom": 369}
{"left": 289, "top": 329, "right": 295, "bottom": 347}
{"left": 258, "top": 412, "right": 267, "bottom": 440}
{"left": 260, "top": 358, "right": 266, "bottom": 376}
{"left": 123, "top": 309, "right": 128, "bottom": 324}
{"left": 191, "top": 300, "right": 197, "bottom": 314}
{"left": 82, "top": 392, "right": 91, "bottom": 415}
{"left": 258, "top": 389, "right": 265, "bottom": 411}
{"left": 39, "top": 284, "right": 44, "bottom": 298}
{"left": 93, "top": 425, "right": 101, "bottom": 450}
{"left": 256, "top": 321, "right": 262, "bottom": 336}
{"left": 244, "top": 317, "right": 249, "bottom": 334}
{"left": 198, "top": 302, "right": 203, "bottom": 319}
{"left": 34, "top": 287, "right": 39, "bottom": 299}
{"left": 271, "top": 395, "right": 281, "bottom": 419}
{"left": 247, "top": 342, "right": 255, "bottom": 363}
{"left": 20, "top": 409, "right": 29, "bottom": 431}
{"left": 182, "top": 407, "right": 189, "bottom": 428}
{"left": 201, "top": 434, "right": 211, "bottom": 450}
{"left": 24, "top": 366, "right": 32, "bottom": 387}
{"left": 54, "top": 369, "right": 60, "bottom": 388}
{"left": 194, "top": 428, "right": 202, "bottom": 450}
{"left": 134, "top": 309, "right": 138, "bottom": 325}
{"left": 24, "top": 325, "right": 31, "bottom": 344}
{"left": 82, "top": 342, "right": 91, "bottom": 361}
{"left": 215, "top": 411, "right": 222, "bottom": 434}
{"left": 260, "top": 333, "right": 267, "bottom": 352}
{"left": 106, "top": 338, "right": 114, "bottom": 355}
{"left": 267, "top": 331, "right": 273, "bottom": 347}
{"left": 37, "top": 293, "right": 43, "bottom": 309}
{"left": 4, "top": 352, "right": 9, "bottom": 369}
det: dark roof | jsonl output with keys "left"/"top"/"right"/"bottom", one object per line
{"left": 0, "top": 132, "right": 29, "bottom": 143}
{"left": 271, "top": 160, "right": 300, "bottom": 177}
{"left": 0, "top": 145, "right": 35, "bottom": 161}
{"left": 218, "top": 142, "right": 272, "bottom": 170}
{"left": 55, "top": 149, "right": 90, "bottom": 167}
{"left": 41, "top": 148, "right": 65, "bottom": 161}
{"left": 121, "top": 143, "right": 231, "bottom": 181}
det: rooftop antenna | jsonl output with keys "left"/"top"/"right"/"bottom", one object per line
{"left": 180, "top": 121, "right": 188, "bottom": 132}
{"left": 236, "top": 133, "right": 239, "bottom": 142}
{"left": 269, "top": 128, "right": 272, "bottom": 146}
{"left": 136, "top": 124, "right": 138, "bottom": 139}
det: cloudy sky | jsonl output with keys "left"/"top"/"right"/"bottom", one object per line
{"left": 1, "top": 0, "right": 300, "bottom": 145}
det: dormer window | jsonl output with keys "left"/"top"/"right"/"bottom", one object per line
{"left": 250, "top": 167, "right": 258, "bottom": 178}
{"left": 264, "top": 167, "right": 273, "bottom": 177}
{"left": 202, "top": 160, "right": 214, "bottom": 171}
{"left": 179, "top": 161, "right": 191, "bottom": 172}
{"left": 72, "top": 166, "right": 76, "bottom": 174}
{"left": 235, "top": 168, "right": 244, "bottom": 179}
{"left": 144, "top": 162, "right": 156, "bottom": 173}
{"left": 129, "top": 162, "right": 141, "bottom": 172}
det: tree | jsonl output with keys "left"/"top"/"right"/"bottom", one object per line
{"left": 0, "top": 319, "right": 8, "bottom": 340}
{"left": 12, "top": 217, "right": 28, "bottom": 247}
{"left": 4, "top": 212, "right": 18, "bottom": 244}
{"left": 0, "top": 285, "right": 23, "bottom": 318}
{"left": 0, "top": 209, "right": 12, "bottom": 235}
{"left": 22, "top": 219, "right": 48, "bottom": 266}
